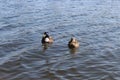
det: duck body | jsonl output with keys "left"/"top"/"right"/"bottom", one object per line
{"left": 41, "top": 32, "right": 54, "bottom": 44}
{"left": 68, "top": 37, "right": 79, "bottom": 49}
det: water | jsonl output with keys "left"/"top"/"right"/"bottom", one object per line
{"left": 0, "top": 0, "right": 120, "bottom": 80}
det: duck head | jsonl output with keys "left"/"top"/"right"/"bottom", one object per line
{"left": 43, "top": 32, "right": 49, "bottom": 38}
{"left": 70, "top": 37, "right": 76, "bottom": 42}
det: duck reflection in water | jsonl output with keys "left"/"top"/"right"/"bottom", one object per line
{"left": 70, "top": 48, "right": 78, "bottom": 54}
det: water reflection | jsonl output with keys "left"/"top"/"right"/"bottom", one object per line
{"left": 1, "top": 0, "right": 120, "bottom": 79}
{"left": 42, "top": 43, "right": 49, "bottom": 50}
{"left": 42, "top": 43, "right": 53, "bottom": 52}
{"left": 69, "top": 48, "right": 77, "bottom": 53}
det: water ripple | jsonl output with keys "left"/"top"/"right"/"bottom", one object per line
{"left": 0, "top": 0, "right": 120, "bottom": 80}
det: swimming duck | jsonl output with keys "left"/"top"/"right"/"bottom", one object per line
{"left": 68, "top": 37, "right": 79, "bottom": 48}
{"left": 41, "top": 32, "right": 54, "bottom": 44}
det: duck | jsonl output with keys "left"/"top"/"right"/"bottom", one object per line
{"left": 41, "top": 32, "right": 54, "bottom": 44}
{"left": 68, "top": 37, "right": 79, "bottom": 49}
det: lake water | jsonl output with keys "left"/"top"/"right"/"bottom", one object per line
{"left": 0, "top": 0, "right": 120, "bottom": 80}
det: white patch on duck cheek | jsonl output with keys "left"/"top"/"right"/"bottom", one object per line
{"left": 43, "top": 34, "right": 46, "bottom": 37}
{"left": 45, "top": 38, "right": 49, "bottom": 42}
